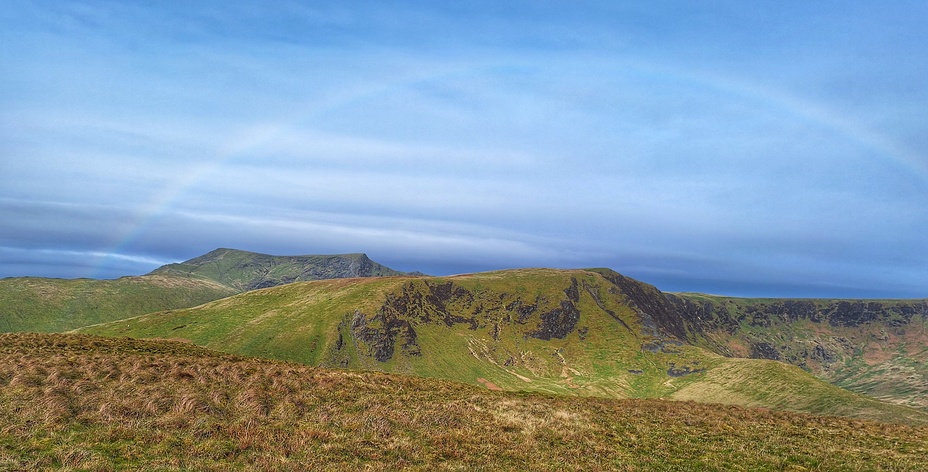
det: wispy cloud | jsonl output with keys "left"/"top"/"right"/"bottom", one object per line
{"left": 2, "top": 1, "right": 926, "bottom": 297}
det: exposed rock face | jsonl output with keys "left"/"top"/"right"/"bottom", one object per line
{"left": 529, "top": 279, "right": 582, "bottom": 340}
{"left": 667, "top": 362, "right": 704, "bottom": 377}
{"left": 529, "top": 300, "right": 581, "bottom": 341}
{"left": 591, "top": 270, "right": 690, "bottom": 341}
{"left": 588, "top": 269, "right": 697, "bottom": 354}
{"left": 671, "top": 298, "right": 924, "bottom": 331}
{"left": 348, "top": 277, "right": 593, "bottom": 362}
{"left": 810, "top": 344, "right": 838, "bottom": 364}
{"left": 749, "top": 342, "right": 781, "bottom": 361}
{"left": 350, "top": 309, "right": 420, "bottom": 362}
{"left": 380, "top": 280, "right": 479, "bottom": 328}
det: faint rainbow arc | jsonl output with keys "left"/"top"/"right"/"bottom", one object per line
{"left": 97, "top": 59, "right": 928, "bottom": 275}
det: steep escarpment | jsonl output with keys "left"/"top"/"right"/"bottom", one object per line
{"left": 665, "top": 293, "right": 928, "bottom": 410}
{"left": 583, "top": 268, "right": 928, "bottom": 411}
{"left": 586, "top": 269, "right": 720, "bottom": 354}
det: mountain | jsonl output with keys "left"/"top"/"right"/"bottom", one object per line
{"left": 77, "top": 268, "right": 928, "bottom": 425}
{"left": 7, "top": 248, "right": 927, "bottom": 423}
{"left": 0, "top": 249, "right": 410, "bottom": 333}
{"left": 148, "top": 248, "right": 413, "bottom": 291}
{"left": 5, "top": 332, "right": 925, "bottom": 470}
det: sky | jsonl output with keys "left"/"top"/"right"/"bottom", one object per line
{"left": 1, "top": 1, "right": 927, "bottom": 298}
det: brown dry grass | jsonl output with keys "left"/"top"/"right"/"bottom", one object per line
{"left": 1, "top": 333, "right": 926, "bottom": 471}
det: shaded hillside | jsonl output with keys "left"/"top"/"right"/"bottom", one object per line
{"left": 78, "top": 269, "right": 928, "bottom": 425}
{"left": 2, "top": 333, "right": 927, "bottom": 471}
{"left": 0, "top": 275, "right": 236, "bottom": 333}
{"left": 150, "top": 248, "right": 411, "bottom": 291}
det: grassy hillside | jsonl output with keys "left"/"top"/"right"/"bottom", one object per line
{"left": 150, "top": 248, "right": 410, "bottom": 291}
{"left": 0, "top": 275, "right": 236, "bottom": 333}
{"left": 78, "top": 269, "right": 928, "bottom": 425}
{"left": 2, "top": 332, "right": 927, "bottom": 471}
{"left": 667, "top": 293, "right": 928, "bottom": 410}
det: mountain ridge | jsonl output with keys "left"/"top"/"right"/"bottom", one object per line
{"left": 77, "top": 267, "right": 928, "bottom": 425}
{"left": 5, "top": 247, "right": 927, "bottom": 420}
{"left": 0, "top": 249, "right": 412, "bottom": 333}
{"left": 149, "top": 248, "right": 415, "bottom": 291}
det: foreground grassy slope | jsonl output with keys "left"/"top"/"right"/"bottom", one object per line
{"left": 0, "top": 275, "right": 236, "bottom": 333}
{"left": 2, "top": 333, "right": 927, "bottom": 471}
{"left": 80, "top": 269, "right": 928, "bottom": 425}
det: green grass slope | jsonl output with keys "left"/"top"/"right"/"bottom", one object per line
{"left": 78, "top": 269, "right": 928, "bottom": 425}
{"left": 150, "top": 248, "right": 410, "bottom": 291}
{"left": 3, "top": 332, "right": 927, "bottom": 471}
{"left": 0, "top": 275, "right": 236, "bottom": 333}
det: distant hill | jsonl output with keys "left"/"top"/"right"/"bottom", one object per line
{"left": 0, "top": 248, "right": 411, "bottom": 333}
{"left": 149, "top": 248, "right": 413, "bottom": 291}
{"left": 77, "top": 268, "right": 928, "bottom": 425}
{"left": 4, "top": 332, "right": 926, "bottom": 470}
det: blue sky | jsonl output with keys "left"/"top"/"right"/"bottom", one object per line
{"left": 2, "top": 1, "right": 927, "bottom": 297}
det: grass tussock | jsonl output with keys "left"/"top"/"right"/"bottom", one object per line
{"left": 1, "top": 333, "right": 927, "bottom": 471}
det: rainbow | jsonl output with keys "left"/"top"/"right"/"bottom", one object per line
{"left": 97, "top": 59, "right": 928, "bottom": 276}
